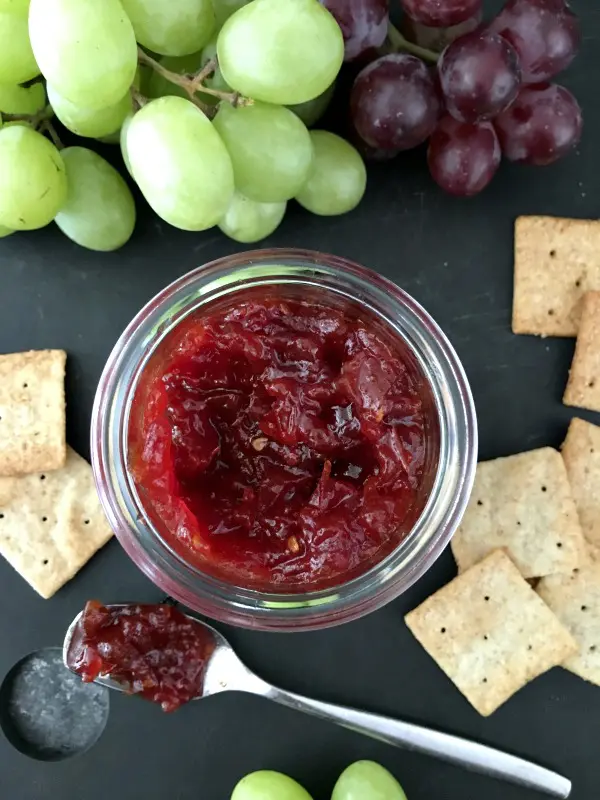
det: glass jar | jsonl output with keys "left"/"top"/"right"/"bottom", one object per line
{"left": 91, "top": 249, "right": 477, "bottom": 631}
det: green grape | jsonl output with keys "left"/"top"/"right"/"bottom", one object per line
{"left": 0, "top": 125, "right": 67, "bottom": 230}
{"left": 219, "top": 191, "right": 285, "bottom": 243}
{"left": 296, "top": 130, "right": 366, "bottom": 216}
{"left": 213, "top": 101, "right": 313, "bottom": 203}
{"left": 288, "top": 82, "right": 335, "bottom": 128}
{"left": 55, "top": 147, "right": 135, "bottom": 251}
{"left": 0, "top": 224, "right": 13, "bottom": 237}
{"left": 0, "top": 81, "right": 45, "bottom": 115}
{"left": 29, "top": 0, "right": 137, "bottom": 109}
{"left": 231, "top": 771, "right": 313, "bottom": 800}
{"left": 217, "top": 0, "right": 343, "bottom": 105}
{"left": 211, "top": 0, "right": 250, "bottom": 27}
{"left": 331, "top": 761, "right": 407, "bottom": 800}
{"left": 121, "top": 0, "right": 214, "bottom": 57}
{"left": 47, "top": 83, "right": 132, "bottom": 138}
{"left": 0, "top": 11, "right": 39, "bottom": 83}
{"left": 120, "top": 113, "right": 134, "bottom": 176}
{"left": 126, "top": 95, "right": 234, "bottom": 231}
{"left": 0, "top": 0, "right": 30, "bottom": 12}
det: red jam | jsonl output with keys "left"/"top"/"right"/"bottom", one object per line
{"left": 129, "top": 297, "right": 429, "bottom": 590}
{"left": 67, "top": 601, "right": 215, "bottom": 712}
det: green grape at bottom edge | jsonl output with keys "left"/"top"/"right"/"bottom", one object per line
{"left": 0, "top": 125, "right": 67, "bottom": 230}
{"left": 231, "top": 771, "right": 313, "bottom": 800}
{"left": 126, "top": 95, "right": 234, "bottom": 231}
{"left": 55, "top": 147, "right": 136, "bottom": 251}
{"left": 331, "top": 761, "right": 408, "bottom": 800}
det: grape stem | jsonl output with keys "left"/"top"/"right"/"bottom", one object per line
{"left": 137, "top": 48, "right": 252, "bottom": 110}
{"left": 41, "top": 120, "right": 63, "bottom": 150}
{"left": 3, "top": 103, "right": 54, "bottom": 128}
{"left": 130, "top": 86, "right": 148, "bottom": 111}
{"left": 387, "top": 23, "right": 439, "bottom": 63}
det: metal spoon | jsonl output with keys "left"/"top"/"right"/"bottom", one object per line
{"left": 63, "top": 606, "right": 571, "bottom": 799}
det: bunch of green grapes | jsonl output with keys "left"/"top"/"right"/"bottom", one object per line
{"left": 0, "top": 0, "right": 368, "bottom": 251}
{"left": 230, "top": 761, "right": 408, "bottom": 800}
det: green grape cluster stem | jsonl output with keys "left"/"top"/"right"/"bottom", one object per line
{"left": 2, "top": 99, "right": 63, "bottom": 148}
{"left": 136, "top": 47, "right": 252, "bottom": 117}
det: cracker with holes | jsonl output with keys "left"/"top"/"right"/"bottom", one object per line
{"left": 562, "top": 417, "right": 600, "bottom": 548}
{"left": 0, "top": 447, "right": 112, "bottom": 598}
{"left": 0, "top": 350, "right": 66, "bottom": 477}
{"left": 563, "top": 292, "right": 600, "bottom": 412}
{"left": 512, "top": 216, "right": 600, "bottom": 337}
{"left": 405, "top": 550, "right": 577, "bottom": 716}
{"left": 451, "top": 447, "right": 586, "bottom": 579}
{"left": 538, "top": 561, "right": 600, "bottom": 687}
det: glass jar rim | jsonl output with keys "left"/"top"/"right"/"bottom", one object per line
{"left": 91, "top": 248, "right": 477, "bottom": 631}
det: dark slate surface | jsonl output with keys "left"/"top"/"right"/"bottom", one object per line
{"left": 0, "top": 1, "right": 598, "bottom": 798}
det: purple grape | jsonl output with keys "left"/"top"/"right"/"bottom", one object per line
{"left": 494, "top": 82, "right": 582, "bottom": 165}
{"left": 400, "top": 0, "right": 482, "bottom": 28}
{"left": 320, "top": 0, "right": 388, "bottom": 61}
{"left": 428, "top": 114, "right": 501, "bottom": 196}
{"left": 438, "top": 30, "right": 522, "bottom": 123}
{"left": 350, "top": 54, "right": 440, "bottom": 150}
{"left": 489, "top": 0, "right": 580, "bottom": 83}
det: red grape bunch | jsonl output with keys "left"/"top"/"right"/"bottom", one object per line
{"left": 328, "top": 0, "right": 583, "bottom": 197}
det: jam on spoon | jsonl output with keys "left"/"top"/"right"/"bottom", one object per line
{"left": 66, "top": 600, "right": 215, "bottom": 712}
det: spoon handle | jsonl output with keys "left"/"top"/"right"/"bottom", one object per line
{"left": 262, "top": 686, "right": 571, "bottom": 798}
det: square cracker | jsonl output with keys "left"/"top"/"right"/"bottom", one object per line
{"left": 563, "top": 292, "right": 600, "bottom": 412}
{"left": 0, "top": 447, "right": 113, "bottom": 598}
{"left": 512, "top": 216, "right": 600, "bottom": 337}
{"left": 451, "top": 447, "right": 586, "bottom": 579}
{"left": 561, "top": 417, "right": 600, "bottom": 548}
{"left": 538, "top": 562, "right": 600, "bottom": 686}
{"left": 0, "top": 350, "right": 66, "bottom": 476}
{"left": 405, "top": 550, "right": 577, "bottom": 716}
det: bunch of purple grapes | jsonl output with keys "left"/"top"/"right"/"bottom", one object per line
{"left": 322, "top": 0, "right": 582, "bottom": 197}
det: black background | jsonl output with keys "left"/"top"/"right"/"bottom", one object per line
{"left": 1, "top": 1, "right": 598, "bottom": 798}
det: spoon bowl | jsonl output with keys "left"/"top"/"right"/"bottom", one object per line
{"left": 63, "top": 603, "right": 571, "bottom": 799}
